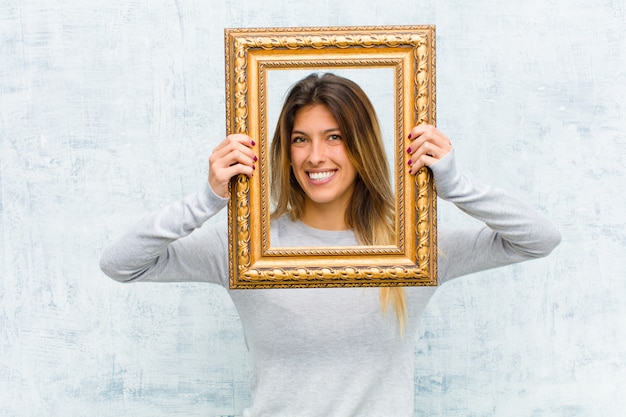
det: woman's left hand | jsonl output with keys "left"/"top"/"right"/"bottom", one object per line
{"left": 406, "top": 124, "right": 453, "bottom": 175}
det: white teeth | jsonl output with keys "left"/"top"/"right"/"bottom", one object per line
{"left": 309, "top": 171, "right": 334, "bottom": 181}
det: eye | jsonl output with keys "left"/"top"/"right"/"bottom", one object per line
{"left": 291, "top": 135, "right": 307, "bottom": 144}
{"left": 328, "top": 134, "right": 342, "bottom": 141}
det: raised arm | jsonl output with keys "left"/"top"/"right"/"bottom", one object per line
{"left": 99, "top": 134, "right": 257, "bottom": 286}
{"left": 406, "top": 125, "right": 561, "bottom": 281}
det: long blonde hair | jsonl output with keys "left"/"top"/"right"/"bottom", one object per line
{"left": 270, "top": 73, "right": 407, "bottom": 330}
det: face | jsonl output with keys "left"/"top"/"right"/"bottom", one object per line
{"left": 290, "top": 104, "right": 358, "bottom": 214}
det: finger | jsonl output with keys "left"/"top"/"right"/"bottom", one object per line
{"left": 211, "top": 136, "right": 257, "bottom": 169}
{"left": 411, "top": 139, "right": 448, "bottom": 161}
{"left": 209, "top": 165, "right": 255, "bottom": 198}
{"left": 406, "top": 125, "right": 452, "bottom": 174}
{"left": 214, "top": 134, "right": 255, "bottom": 152}
{"left": 218, "top": 163, "right": 256, "bottom": 181}
{"left": 208, "top": 135, "right": 257, "bottom": 197}
{"left": 408, "top": 154, "right": 438, "bottom": 174}
{"left": 407, "top": 125, "right": 450, "bottom": 156}
{"left": 209, "top": 150, "right": 256, "bottom": 181}
{"left": 408, "top": 142, "right": 452, "bottom": 173}
{"left": 406, "top": 124, "right": 433, "bottom": 142}
{"left": 213, "top": 135, "right": 256, "bottom": 159}
{"left": 219, "top": 147, "right": 257, "bottom": 169}
{"left": 208, "top": 157, "right": 255, "bottom": 198}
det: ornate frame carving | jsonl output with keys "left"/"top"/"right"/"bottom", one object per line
{"left": 224, "top": 25, "right": 437, "bottom": 289}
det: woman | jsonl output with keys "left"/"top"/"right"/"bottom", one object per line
{"left": 100, "top": 73, "right": 561, "bottom": 416}
{"left": 269, "top": 73, "right": 406, "bottom": 328}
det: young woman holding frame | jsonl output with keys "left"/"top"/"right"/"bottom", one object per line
{"left": 101, "top": 73, "right": 560, "bottom": 416}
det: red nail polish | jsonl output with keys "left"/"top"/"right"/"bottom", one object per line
{"left": 407, "top": 147, "right": 412, "bottom": 154}
{"left": 408, "top": 133, "right": 412, "bottom": 139}
{"left": 408, "top": 159, "right": 413, "bottom": 166}
{"left": 253, "top": 155, "right": 258, "bottom": 162}
{"left": 251, "top": 140, "right": 256, "bottom": 146}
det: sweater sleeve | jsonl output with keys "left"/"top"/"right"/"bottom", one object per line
{"left": 431, "top": 150, "right": 561, "bottom": 282}
{"left": 99, "top": 182, "right": 231, "bottom": 287}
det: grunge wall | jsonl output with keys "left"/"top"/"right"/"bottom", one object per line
{"left": 1, "top": 1, "right": 624, "bottom": 415}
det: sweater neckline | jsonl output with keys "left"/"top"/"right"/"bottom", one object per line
{"left": 291, "top": 218, "right": 355, "bottom": 239}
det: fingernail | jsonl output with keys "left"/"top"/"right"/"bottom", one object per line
{"left": 407, "top": 133, "right": 412, "bottom": 139}
{"left": 407, "top": 147, "right": 412, "bottom": 154}
{"left": 251, "top": 140, "right": 256, "bottom": 146}
{"left": 408, "top": 159, "right": 413, "bottom": 166}
{"left": 253, "top": 164, "right": 256, "bottom": 170}
{"left": 253, "top": 155, "right": 258, "bottom": 162}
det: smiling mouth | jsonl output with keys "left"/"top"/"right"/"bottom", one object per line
{"left": 308, "top": 170, "right": 336, "bottom": 181}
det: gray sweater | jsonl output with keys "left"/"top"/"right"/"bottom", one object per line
{"left": 100, "top": 150, "right": 560, "bottom": 416}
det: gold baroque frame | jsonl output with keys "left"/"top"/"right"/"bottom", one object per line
{"left": 224, "top": 25, "right": 437, "bottom": 289}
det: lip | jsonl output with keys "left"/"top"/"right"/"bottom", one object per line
{"left": 307, "top": 169, "right": 337, "bottom": 183}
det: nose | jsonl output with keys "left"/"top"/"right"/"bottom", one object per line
{"left": 307, "top": 138, "right": 326, "bottom": 165}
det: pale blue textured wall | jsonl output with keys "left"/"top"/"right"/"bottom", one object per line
{"left": 1, "top": 1, "right": 624, "bottom": 416}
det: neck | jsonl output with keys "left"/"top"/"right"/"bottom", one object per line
{"left": 301, "top": 201, "right": 350, "bottom": 231}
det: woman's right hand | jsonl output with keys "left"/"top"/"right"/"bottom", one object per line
{"left": 208, "top": 134, "right": 257, "bottom": 198}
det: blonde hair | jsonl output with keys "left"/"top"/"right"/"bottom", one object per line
{"left": 270, "top": 73, "right": 407, "bottom": 331}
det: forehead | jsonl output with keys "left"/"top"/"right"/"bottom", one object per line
{"left": 292, "top": 104, "right": 339, "bottom": 130}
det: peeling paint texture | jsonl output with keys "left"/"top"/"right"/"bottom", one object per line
{"left": 1, "top": 1, "right": 625, "bottom": 416}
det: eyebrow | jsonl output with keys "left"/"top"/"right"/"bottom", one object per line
{"left": 291, "top": 128, "right": 341, "bottom": 136}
